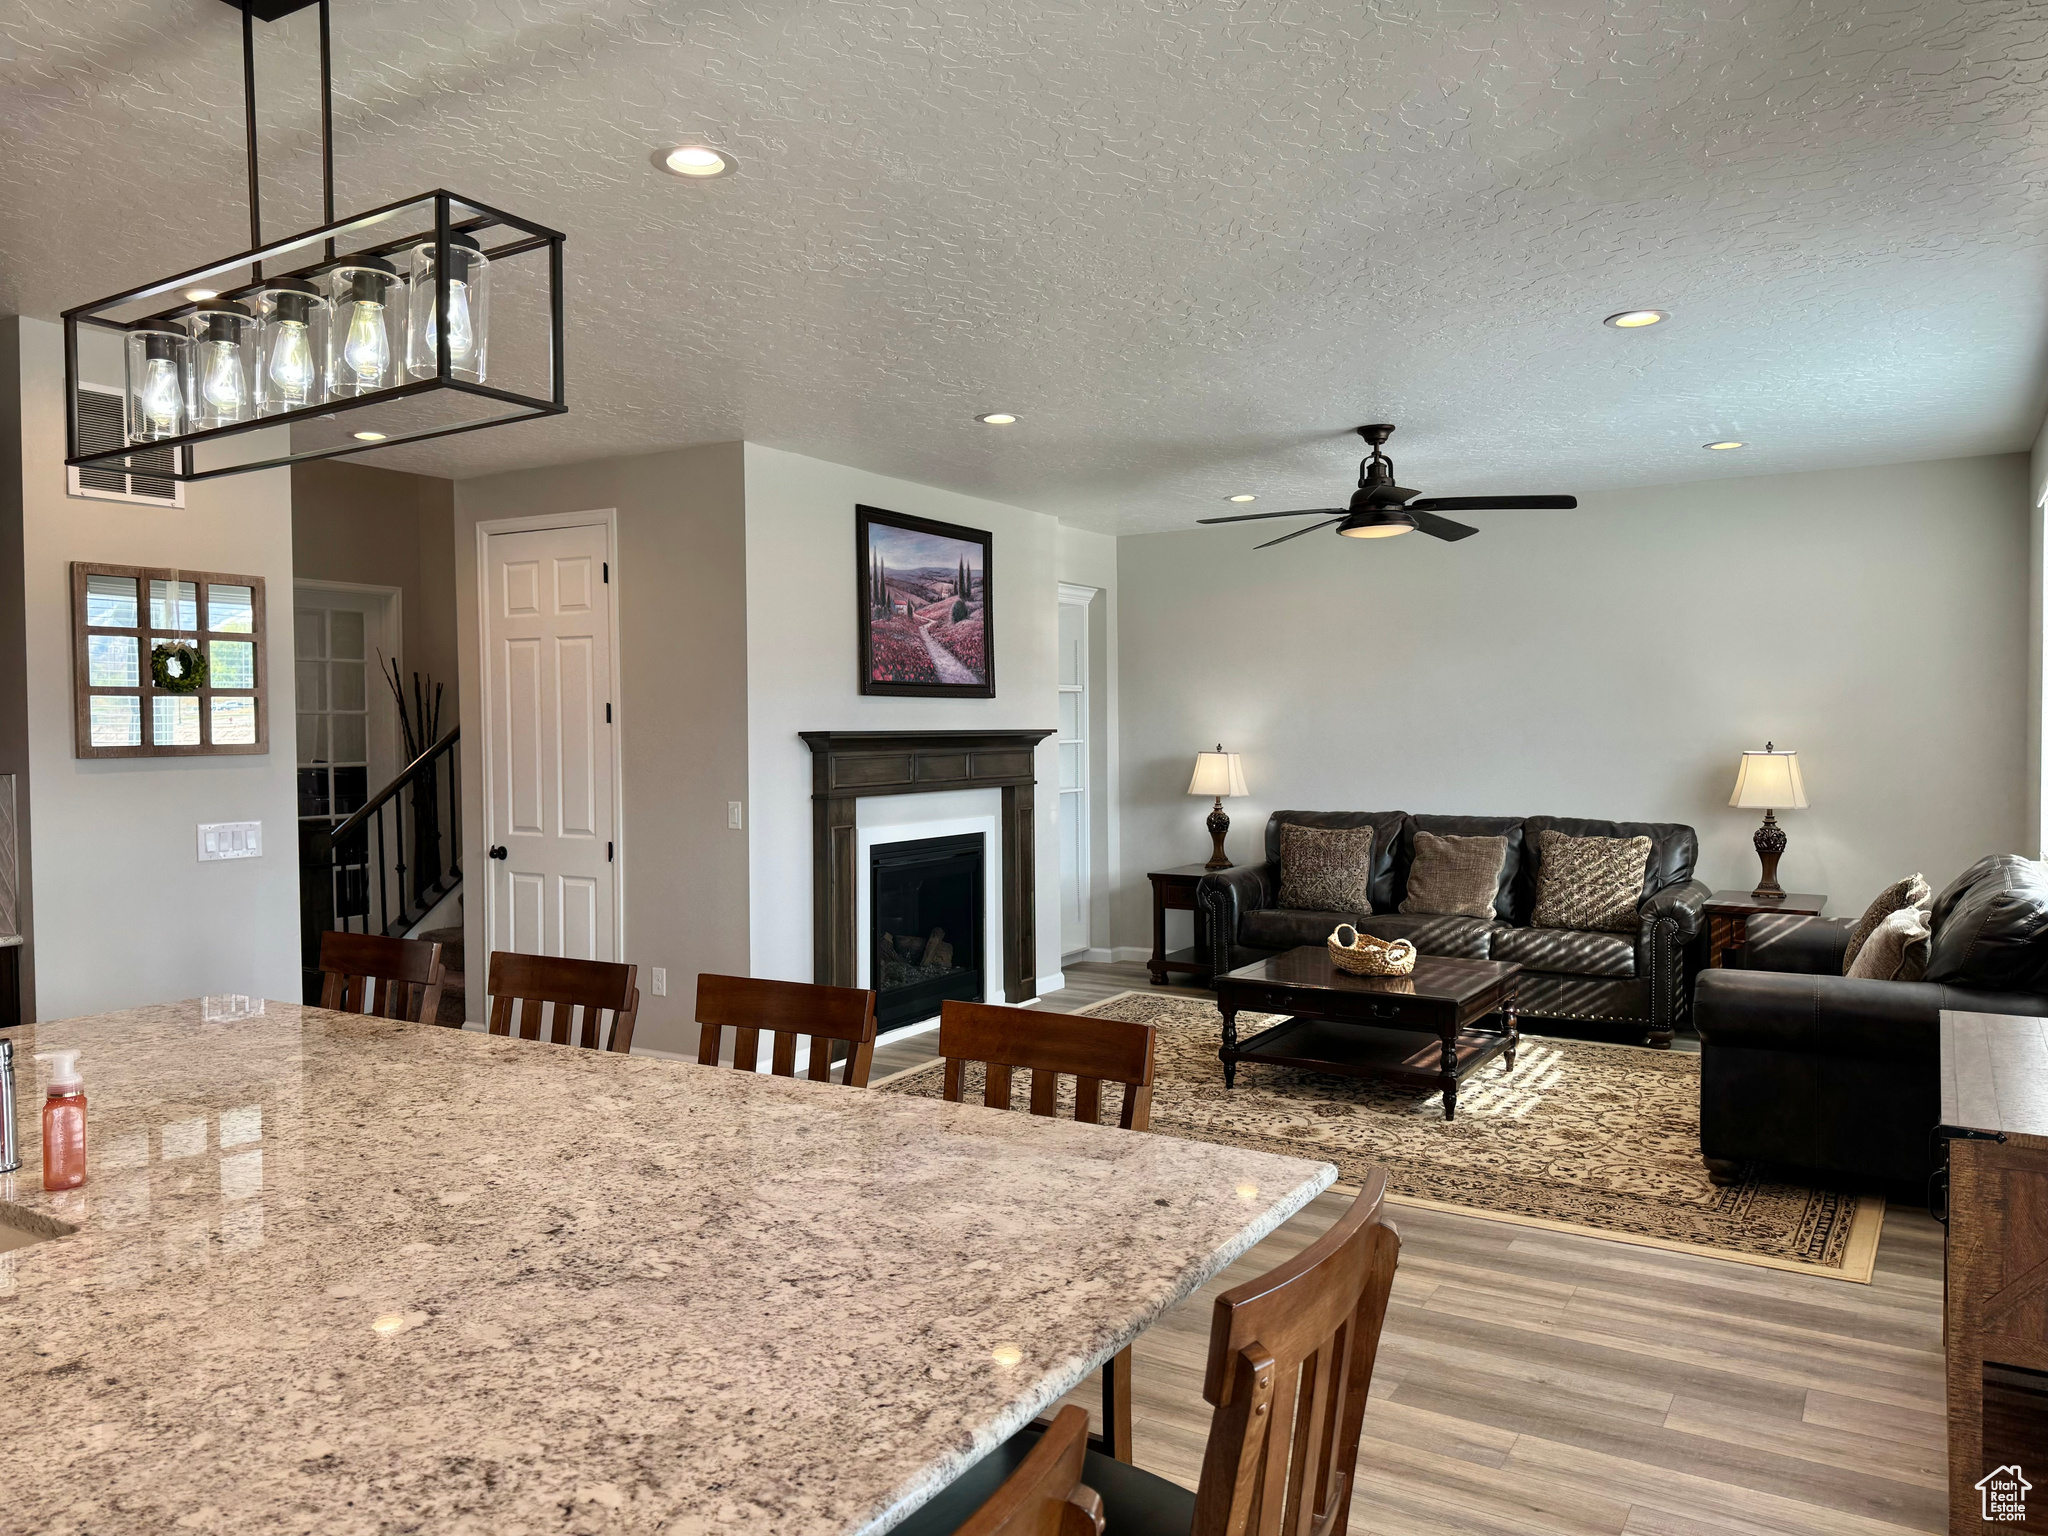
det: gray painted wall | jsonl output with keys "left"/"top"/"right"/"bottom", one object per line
{"left": 6, "top": 317, "right": 301, "bottom": 1019}
{"left": 453, "top": 443, "right": 750, "bottom": 1056}
{"left": 742, "top": 444, "right": 1065, "bottom": 993}
{"left": 1114, "top": 453, "right": 2030, "bottom": 947}
{"left": 292, "top": 460, "right": 461, "bottom": 727}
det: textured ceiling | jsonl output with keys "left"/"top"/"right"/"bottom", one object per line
{"left": 4, "top": 0, "right": 2048, "bottom": 533}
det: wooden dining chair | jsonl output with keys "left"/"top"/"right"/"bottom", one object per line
{"left": 939, "top": 999, "right": 1157, "bottom": 1462}
{"left": 1185, "top": 1168, "right": 1399, "bottom": 1534}
{"left": 485, "top": 951, "right": 640, "bottom": 1053}
{"left": 940, "top": 1406, "right": 1103, "bottom": 1536}
{"left": 694, "top": 974, "right": 879, "bottom": 1087}
{"left": 317, "top": 931, "right": 445, "bottom": 1023}
{"left": 938, "top": 999, "right": 1155, "bottom": 1129}
{"left": 894, "top": 1174, "right": 1401, "bottom": 1536}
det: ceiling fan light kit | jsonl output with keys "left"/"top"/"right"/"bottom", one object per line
{"left": 1337, "top": 509, "right": 1415, "bottom": 538}
{"left": 1194, "top": 423, "right": 1577, "bottom": 547}
{"left": 63, "top": 0, "right": 565, "bottom": 485}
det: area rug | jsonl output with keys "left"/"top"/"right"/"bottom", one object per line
{"left": 878, "top": 991, "right": 1885, "bottom": 1282}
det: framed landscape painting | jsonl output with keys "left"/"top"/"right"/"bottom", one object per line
{"left": 857, "top": 504, "right": 994, "bottom": 697}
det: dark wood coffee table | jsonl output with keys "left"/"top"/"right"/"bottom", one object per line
{"left": 1213, "top": 947, "right": 1520, "bottom": 1121}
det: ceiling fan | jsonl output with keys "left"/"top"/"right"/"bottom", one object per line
{"left": 1198, "top": 424, "right": 1577, "bottom": 546}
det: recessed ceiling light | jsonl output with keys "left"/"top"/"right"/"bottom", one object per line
{"left": 662, "top": 145, "right": 735, "bottom": 179}
{"left": 184, "top": 288, "right": 218, "bottom": 302}
{"left": 976, "top": 413, "right": 1018, "bottom": 425}
{"left": 352, "top": 431, "right": 388, "bottom": 442}
{"left": 1227, "top": 494, "right": 1257, "bottom": 503}
{"left": 1705, "top": 440, "right": 1744, "bottom": 450}
{"left": 1603, "top": 309, "right": 1667, "bottom": 328}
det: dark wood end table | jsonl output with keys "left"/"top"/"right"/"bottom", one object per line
{"left": 1702, "top": 890, "right": 1827, "bottom": 968}
{"left": 1146, "top": 864, "right": 1217, "bottom": 986}
{"left": 1213, "top": 947, "right": 1520, "bottom": 1121}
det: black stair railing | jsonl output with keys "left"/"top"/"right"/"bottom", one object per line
{"left": 300, "top": 726, "right": 461, "bottom": 1002}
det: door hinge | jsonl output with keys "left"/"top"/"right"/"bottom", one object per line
{"left": 608, "top": 840, "right": 614, "bottom": 862}
{"left": 605, "top": 702, "right": 612, "bottom": 723}
{"left": 602, "top": 561, "right": 609, "bottom": 583}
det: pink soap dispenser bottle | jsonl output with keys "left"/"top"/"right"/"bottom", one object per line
{"left": 35, "top": 1049, "right": 85, "bottom": 1191}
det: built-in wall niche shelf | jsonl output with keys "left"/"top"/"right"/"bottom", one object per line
{"left": 70, "top": 563, "right": 268, "bottom": 759}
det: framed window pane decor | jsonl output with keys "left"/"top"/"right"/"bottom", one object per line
{"left": 71, "top": 563, "right": 268, "bottom": 758}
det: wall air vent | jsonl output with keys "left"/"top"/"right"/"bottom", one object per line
{"left": 66, "top": 385, "right": 184, "bottom": 508}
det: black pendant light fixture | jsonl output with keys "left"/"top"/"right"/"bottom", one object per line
{"left": 63, "top": 0, "right": 566, "bottom": 484}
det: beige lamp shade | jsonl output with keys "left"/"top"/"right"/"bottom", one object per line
{"left": 1729, "top": 745, "right": 1808, "bottom": 810}
{"left": 1188, "top": 750, "right": 1249, "bottom": 799}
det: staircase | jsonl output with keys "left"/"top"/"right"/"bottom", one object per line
{"left": 300, "top": 727, "right": 463, "bottom": 1003}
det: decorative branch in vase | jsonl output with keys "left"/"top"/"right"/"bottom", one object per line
{"left": 380, "top": 654, "right": 448, "bottom": 902}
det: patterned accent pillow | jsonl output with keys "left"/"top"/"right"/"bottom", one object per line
{"left": 1400, "top": 832, "right": 1508, "bottom": 918}
{"left": 1530, "top": 831, "right": 1652, "bottom": 933}
{"left": 1277, "top": 824, "right": 1375, "bottom": 913}
{"left": 1846, "top": 904, "right": 1933, "bottom": 982}
{"left": 1841, "top": 874, "right": 1932, "bottom": 976}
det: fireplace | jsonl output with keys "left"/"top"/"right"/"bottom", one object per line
{"left": 802, "top": 729, "right": 1055, "bottom": 1004}
{"left": 870, "top": 833, "right": 985, "bottom": 1030}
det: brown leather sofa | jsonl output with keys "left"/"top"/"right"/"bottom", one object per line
{"left": 1198, "top": 811, "right": 1709, "bottom": 1047}
{"left": 1694, "top": 854, "right": 2048, "bottom": 1189}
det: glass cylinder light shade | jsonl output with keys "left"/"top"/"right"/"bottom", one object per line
{"left": 182, "top": 301, "right": 257, "bottom": 431}
{"left": 124, "top": 323, "right": 189, "bottom": 442}
{"left": 322, "top": 259, "right": 404, "bottom": 399}
{"left": 406, "top": 234, "right": 490, "bottom": 383}
{"left": 254, "top": 279, "right": 326, "bottom": 417}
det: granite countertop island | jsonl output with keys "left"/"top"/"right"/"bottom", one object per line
{"left": 0, "top": 1001, "right": 1334, "bottom": 1535}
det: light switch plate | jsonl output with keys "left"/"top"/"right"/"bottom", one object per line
{"left": 650, "top": 967, "right": 668, "bottom": 997}
{"left": 728, "top": 801, "right": 744, "bottom": 829}
{"left": 197, "top": 821, "right": 263, "bottom": 861}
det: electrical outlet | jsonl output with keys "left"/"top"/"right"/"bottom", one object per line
{"left": 197, "top": 821, "right": 263, "bottom": 861}
{"left": 727, "top": 801, "right": 743, "bottom": 830}
{"left": 650, "top": 967, "right": 668, "bottom": 997}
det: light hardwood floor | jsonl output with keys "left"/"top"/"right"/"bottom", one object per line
{"left": 890, "top": 962, "right": 1947, "bottom": 1536}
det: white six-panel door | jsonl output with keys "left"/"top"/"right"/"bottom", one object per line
{"left": 484, "top": 521, "right": 616, "bottom": 963}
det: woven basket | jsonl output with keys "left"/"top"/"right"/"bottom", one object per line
{"left": 1327, "top": 924, "right": 1418, "bottom": 977}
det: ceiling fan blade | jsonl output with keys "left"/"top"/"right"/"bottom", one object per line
{"left": 1403, "top": 495, "right": 1578, "bottom": 511}
{"left": 1196, "top": 507, "right": 1346, "bottom": 524}
{"left": 1407, "top": 510, "right": 1481, "bottom": 542}
{"left": 1254, "top": 517, "right": 1346, "bottom": 549}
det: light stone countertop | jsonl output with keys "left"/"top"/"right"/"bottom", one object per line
{"left": 0, "top": 1000, "right": 1335, "bottom": 1535}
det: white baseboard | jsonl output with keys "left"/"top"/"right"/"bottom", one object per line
{"left": 1111, "top": 946, "right": 1152, "bottom": 964}
{"left": 1037, "top": 971, "right": 1065, "bottom": 995}
{"left": 1064, "top": 947, "right": 1114, "bottom": 965}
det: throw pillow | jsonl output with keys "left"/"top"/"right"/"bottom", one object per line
{"left": 1277, "top": 824, "right": 1375, "bottom": 913}
{"left": 1842, "top": 873, "right": 1932, "bottom": 975}
{"left": 1846, "top": 904, "right": 1934, "bottom": 982}
{"left": 1530, "top": 831, "right": 1652, "bottom": 933}
{"left": 1400, "top": 831, "right": 1508, "bottom": 919}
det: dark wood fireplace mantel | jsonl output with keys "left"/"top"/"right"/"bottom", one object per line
{"left": 801, "top": 729, "right": 1056, "bottom": 1007}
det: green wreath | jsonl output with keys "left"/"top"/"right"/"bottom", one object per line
{"left": 151, "top": 640, "right": 207, "bottom": 694}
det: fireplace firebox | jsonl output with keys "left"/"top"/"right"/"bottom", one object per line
{"left": 870, "top": 833, "right": 985, "bottom": 1031}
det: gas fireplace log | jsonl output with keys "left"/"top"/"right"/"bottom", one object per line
{"left": 920, "top": 928, "right": 947, "bottom": 965}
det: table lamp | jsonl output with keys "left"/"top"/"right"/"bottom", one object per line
{"left": 1729, "top": 741, "right": 1807, "bottom": 899}
{"left": 1188, "top": 745, "right": 1249, "bottom": 871}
